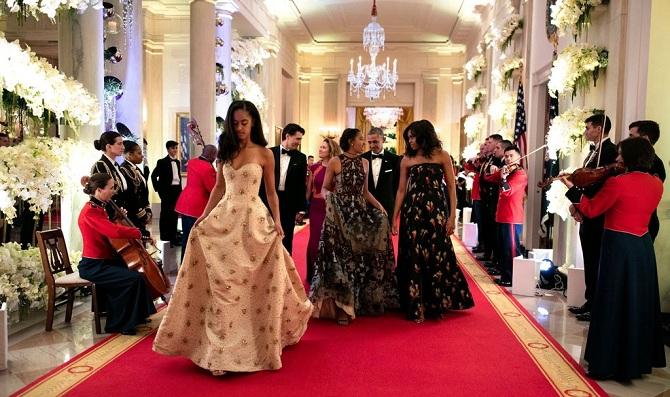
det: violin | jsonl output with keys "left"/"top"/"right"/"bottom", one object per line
{"left": 537, "top": 162, "right": 625, "bottom": 189}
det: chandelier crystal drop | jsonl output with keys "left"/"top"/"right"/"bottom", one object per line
{"left": 348, "top": 0, "right": 398, "bottom": 101}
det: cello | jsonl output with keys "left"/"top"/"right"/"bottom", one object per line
{"left": 81, "top": 176, "right": 171, "bottom": 299}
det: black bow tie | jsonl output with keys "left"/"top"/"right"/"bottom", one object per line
{"left": 281, "top": 148, "right": 291, "bottom": 155}
{"left": 371, "top": 153, "right": 383, "bottom": 160}
{"left": 589, "top": 144, "right": 597, "bottom": 152}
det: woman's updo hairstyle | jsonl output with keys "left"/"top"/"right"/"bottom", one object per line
{"left": 81, "top": 173, "right": 112, "bottom": 195}
{"left": 339, "top": 128, "right": 361, "bottom": 152}
{"left": 123, "top": 140, "right": 140, "bottom": 154}
{"left": 94, "top": 131, "right": 121, "bottom": 151}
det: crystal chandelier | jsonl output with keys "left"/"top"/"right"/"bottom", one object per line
{"left": 364, "top": 107, "right": 403, "bottom": 129}
{"left": 348, "top": 0, "right": 398, "bottom": 101}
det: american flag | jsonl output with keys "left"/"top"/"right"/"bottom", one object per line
{"left": 514, "top": 82, "right": 527, "bottom": 167}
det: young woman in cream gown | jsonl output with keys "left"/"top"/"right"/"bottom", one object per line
{"left": 153, "top": 100, "right": 312, "bottom": 375}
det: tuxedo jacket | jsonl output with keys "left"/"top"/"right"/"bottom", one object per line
{"left": 91, "top": 155, "right": 127, "bottom": 208}
{"left": 259, "top": 146, "right": 307, "bottom": 215}
{"left": 151, "top": 156, "right": 182, "bottom": 199}
{"left": 581, "top": 138, "right": 617, "bottom": 198}
{"left": 361, "top": 150, "right": 400, "bottom": 216}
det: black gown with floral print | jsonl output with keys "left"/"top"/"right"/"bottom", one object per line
{"left": 309, "top": 154, "right": 398, "bottom": 319}
{"left": 397, "top": 163, "right": 474, "bottom": 321}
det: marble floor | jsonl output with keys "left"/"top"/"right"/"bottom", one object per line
{"left": 2, "top": 249, "right": 670, "bottom": 396}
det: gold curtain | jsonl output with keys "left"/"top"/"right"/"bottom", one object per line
{"left": 355, "top": 106, "right": 414, "bottom": 155}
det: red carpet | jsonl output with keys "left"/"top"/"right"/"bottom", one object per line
{"left": 14, "top": 227, "right": 606, "bottom": 397}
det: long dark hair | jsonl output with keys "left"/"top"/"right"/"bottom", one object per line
{"left": 403, "top": 120, "right": 442, "bottom": 158}
{"left": 218, "top": 100, "right": 267, "bottom": 163}
{"left": 82, "top": 173, "right": 112, "bottom": 195}
{"left": 94, "top": 131, "right": 121, "bottom": 151}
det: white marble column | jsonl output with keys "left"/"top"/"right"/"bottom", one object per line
{"left": 190, "top": 0, "right": 217, "bottom": 145}
{"left": 58, "top": 8, "right": 105, "bottom": 250}
{"left": 215, "top": 1, "right": 238, "bottom": 125}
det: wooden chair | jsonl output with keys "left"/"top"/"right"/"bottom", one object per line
{"left": 36, "top": 229, "right": 102, "bottom": 334}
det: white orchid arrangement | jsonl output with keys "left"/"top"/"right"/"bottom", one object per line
{"left": 487, "top": 91, "right": 516, "bottom": 127}
{"left": 548, "top": 43, "right": 608, "bottom": 98}
{"left": 464, "top": 112, "right": 486, "bottom": 139}
{"left": 496, "top": 14, "right": 524, "bottom": 52}
{"left": 465, "top": 54, "right": 486, "bottom": 81}
{"left": 0, "top": 137, "right": 98, "bottom": 223}
{"left": 462, "top": 141, "right": 480, "bottom": 161}
{"left": 0, "top": 34, "right": 100, "bottom": 130}
{"left": 230, "top": 33, "right": 278, "bottom": 112}
{"left": 546, "top": 107, "right": 594, "bottom": 159}
{"left": 465, "top": 87, "right": 486, "bottom": 111}
{"left": 545, "top": 167, "right": 578, "bottom": 221}
{"left": 492, "top": 56, "right": 523, "bottom": 90}
{"left": 0, "top": 242, "right": 81, "bottom": 323}
{"left": 0, "top": 0, "right": 102, "bottom": 20}
{"left": 550, "top": 0, "right": 605, "bottom": 38}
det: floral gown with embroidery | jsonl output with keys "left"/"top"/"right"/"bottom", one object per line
{"left": 309, "top": 155, "right": 398, "bottom": 319}
{"left": 153, "top": 163, "right": 313, "bottom": 373}
{"left": 397, "top": 163, "right": 474, "bottom": 321}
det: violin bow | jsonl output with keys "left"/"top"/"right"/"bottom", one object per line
{"left": 187, "top": 118, "right": 206, "bottom": 146}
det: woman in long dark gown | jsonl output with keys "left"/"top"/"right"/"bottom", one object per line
{"left": 392, "top": 120, "right": 474, "bottom": 323}
{"left": 564, "top": 137, "right": 665, "bottom": 380}
{"left": 305, "top": 138, "right": 341, "bottom": 283}
{"left": 310, "top": 128, "right": 397, "bottom": 325}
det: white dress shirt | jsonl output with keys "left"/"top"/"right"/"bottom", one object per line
{"left": 104, "top": 153, "right": 127, "bottom": 191}
{"left": 170, "top": 156, "right": 180, "bottom": 186}
{"left": 371, "top": 151, "right": 383, "bottom": 188}
{"left": 278, "top": 145, "right": 291, "bottom": 191}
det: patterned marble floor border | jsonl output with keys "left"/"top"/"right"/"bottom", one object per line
{"left": 452, "top": 237, "right": 605, "bottom": 397}
{"left": 12, "top": 311, "right": 164, "bottom": 397}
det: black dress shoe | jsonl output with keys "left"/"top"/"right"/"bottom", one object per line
{"left": 568, "top": 304, "right": 590, "bottom": 315}
{"left": 472, "top": 246, "right": 484, "bottom": 253}
{"left": 576, "top": 312, "right": 591, "bottom": 321}
{"left": 120, "top": 329, "right": 137, "bottom": 335}
{"left": 486, "top": 268, "right": 501, "bottom": 276}
{"left": 586, "top": 372, "right": 612, "bottom": 380}
{"left": 495, "top": 279, "right": 512, "bottom": 287}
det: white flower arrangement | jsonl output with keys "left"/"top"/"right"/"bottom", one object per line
{"left": 545, "top": 167, "right": 577, "bottom": 221}
{"left": 0, "top": 137, "right": 98, "bottom": 223}
{"left": 230, "top": 33, "right": 278, "bottom": 112}
{"left": 548, "top": 43, "right": 608, "bottom": 98}
{"left": 0, "top": 34, "right": 100, "bottom": 130}
{"left": 465, "top": 87, "right": 486, "bottom": 111}
{"left": 487, "top": 91, "right": 516, "bottom": 127}
{"left": 546, "top": 107, "right": 593, "bottom": 159}
{"left": 462, "top": 141, "right": 480, "bottom": 161}
{"left": 496, "top": 14, "right": 524, "bottom": 52}
{"left": 0, "top": 138, "right": 64, "bottom": 223}
{"left": 484, "top": 31, "right": 496, "bottom": 49}
{"left": 464, "top": 112, "right": 486, "bottom": 139}
{"left": 492, "top": 56, "right": 523, "bottom": 90}
{"left": 464, "top": 54, "right": 486, "bottom": 81}
{"left": 0, "top": 242, "right": 81, "bottom": 324}
{"left": 550, "top": 0, "right": 605, "bottom": 38}
{"left": 1, "top": 0, "right": 102, "bottom": 20}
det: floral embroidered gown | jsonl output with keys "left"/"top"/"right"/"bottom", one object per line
{"left": 397, "top": 163, "right": 474, "bottom": 321}
{"left": 309, "top": 155, "right": 397, "bottom": 319}
{"left": 153, "top": 163, "right": 313, "bottom": 373}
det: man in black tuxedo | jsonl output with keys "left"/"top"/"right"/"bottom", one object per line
{"left": 362, "top": 127, "right": 400, "bottom": 219}
{"left": 151, "top": 140, "right": 182, "bottom": 245}
{"left": 568, "top": 114, "right": 617, "bottom": 321}
{"left": 259, "top": 123, "right": 307, "bottom": 254}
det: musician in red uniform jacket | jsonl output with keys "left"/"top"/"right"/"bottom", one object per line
{"left": 78, "top": 173, "right": 156, "bottom": 335}
{"left": 564, "top": 137, "right": 665, "bottom": 380}
{"left": 493, "top": 145, "right": 527, "bottom": 287}
{"left": 175, "top": 145, "right": 218, "bottom": 260}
